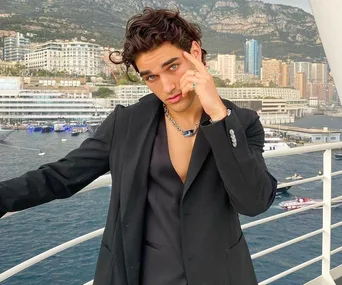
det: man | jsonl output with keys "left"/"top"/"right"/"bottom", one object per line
{"left": 0, "top": 7, "right": 277, "bottom": 285}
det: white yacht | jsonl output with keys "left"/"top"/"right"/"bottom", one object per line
{"left": 53, "top": 120, "right": 68, "bottom": 132}
{"left": 264, "top": 137, "right": 290, "bottom": 151}
{"left": 0, "top": 89, "right": 112, "bottom": 121}
{"left": 86, "top": 112, "right": 104, "bottom": 134}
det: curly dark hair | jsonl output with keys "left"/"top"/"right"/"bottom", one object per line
{"left": 110, "top": 7, "right": 206, "bottom": 80}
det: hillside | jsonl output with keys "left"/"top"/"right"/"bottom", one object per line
{"left": 0, "top": 0, "right": 324, "bottom": 59}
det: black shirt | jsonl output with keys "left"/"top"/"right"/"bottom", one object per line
{"left": 140, "top": 116, "right": 187, "bottom": 285}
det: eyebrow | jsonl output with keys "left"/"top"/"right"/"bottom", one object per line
{"left": 139, "top": 57, "right": 179, "bottom": 77}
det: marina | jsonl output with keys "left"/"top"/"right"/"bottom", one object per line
{"left": 1, "top": 131, "right": 342, "bottom": 284}
{"left": 263, "top": 124, "right": 342, "bottom": 144}
{"left": 1, "top": 0, "right": 342, "bottom": 284}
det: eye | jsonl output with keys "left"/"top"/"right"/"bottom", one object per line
{"left": 146, "top": 75, "right": 157, "bottom": 82}
{"left": 169, "top": 64, "right": 179, "bottom": 71}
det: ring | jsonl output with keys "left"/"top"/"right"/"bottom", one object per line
{"left": 192, "top": 82, "right": 196, "bottom": 89}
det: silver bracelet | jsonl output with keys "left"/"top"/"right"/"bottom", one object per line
{"left": 209, "top": 108, "right": 231, "bottom": 124}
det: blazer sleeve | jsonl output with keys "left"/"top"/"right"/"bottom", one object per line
{"left": 201, "top": 108, "right": 277, "bottom": 217}
{"left": 0, "top": 105, "right": 121, "bottom": 218}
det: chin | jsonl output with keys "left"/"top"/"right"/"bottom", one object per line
{"left": 170, "top": 101, "right": 192, "bottom": 113}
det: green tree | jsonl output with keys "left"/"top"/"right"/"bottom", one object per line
{"left": 229, "top": 81, "right": 265, "bottom": 88}
{"left": 213, "top": 76, "right": 227, "bottom": 87}
{"left": 93, "top": 87, "right": 113, "bottom": 98}
{"left": 268, "top": 81, "right": 278, "bottom": 88}
{"left": 116, "top": 72, "right": 145, "bottom": 85}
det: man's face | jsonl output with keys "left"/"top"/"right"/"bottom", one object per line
{"left": 135, "top": 42, "right": 202, "bottom": 114}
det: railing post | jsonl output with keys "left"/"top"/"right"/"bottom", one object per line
{"left": 322, "top": 149, "right": 335, "bottom": 284}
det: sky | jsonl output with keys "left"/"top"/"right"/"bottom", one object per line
{"left": 263, "top": 0, "right": 312, "bottom": 13}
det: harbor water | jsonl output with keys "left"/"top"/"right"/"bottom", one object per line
{"left": 1, "top": 115, "right": 342, "bottom": 285}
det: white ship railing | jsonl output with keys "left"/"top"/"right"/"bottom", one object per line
{"left": 1, "top": 141, "right": 342, "bottom": 284}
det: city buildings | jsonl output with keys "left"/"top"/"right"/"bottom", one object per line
{"left": 24, "top": 41, "right": 102, "bottom": 76}
{"left": 262, "top": 59, "right": 285, "bottom": 86}
{"left": 289, "top": 61, "right": 312, "bottom": 86}
{"left": 216, "top": 54, "right": 236, "bottom": 83}
{"left": 3, "top": 32, "right": 31, "bottom": 62}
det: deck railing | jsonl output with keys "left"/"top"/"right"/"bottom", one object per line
{"left": 1, "top": 141, "right": 342, "bottom": 284}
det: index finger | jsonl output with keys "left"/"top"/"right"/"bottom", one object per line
{"left": 183, "top": 51, "right": 207, "bottom": 73}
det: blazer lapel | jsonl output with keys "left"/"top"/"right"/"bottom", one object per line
{"left": 182, "top": 111, "right": 211, "bottom": 200}
{"left": 120, "top": 94, "right": 161, "bottom": 284}
{"left": 120, "top": 94, "right": 161, "bottom": 222}
{"left": 182, "top": 99, "right": 235, "bottom": 199}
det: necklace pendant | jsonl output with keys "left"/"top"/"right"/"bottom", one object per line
{"left": 183, "top": 129, "right": 197, "bottom": 137}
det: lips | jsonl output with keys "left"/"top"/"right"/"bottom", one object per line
{"left": 167, "top": 94, "right": 182, "bottom": 104}
{"left": 167, "top": 93, "right": 182, "bottom": 100}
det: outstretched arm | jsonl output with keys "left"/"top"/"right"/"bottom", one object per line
{"left": 0, "top": 105, "right": 122, "bottom": 218}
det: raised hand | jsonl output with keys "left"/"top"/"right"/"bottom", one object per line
{"left": 180, "top": 51, "right": 227, "bottom": 121}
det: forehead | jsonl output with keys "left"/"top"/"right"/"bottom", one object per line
{"left": 135, "top": 42, "right": 184, "bottom": 73}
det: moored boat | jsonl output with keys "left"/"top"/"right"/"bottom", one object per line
{"left": 286, "top": 173, "right": 303, "bottom": 180}
{"left": 334, "top": 153, "right": 342, "bottom": 160}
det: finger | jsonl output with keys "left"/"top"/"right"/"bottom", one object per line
{"left": 180, "top": 69, "right": 207, "bottom": 87}
{"left": 180, "top": 75, "right": 201, "bottom": 90}
{"left": 180, "top": 69, "right": 199, "bottom": 86}
{"left": 181, "top": 78, "right": 201, "bottom": 96}
{"left": 181, "top": 83, "right": 193, "bottom": 97}
{"left": 183, "top": 51, "right": 207, "bottom": 73}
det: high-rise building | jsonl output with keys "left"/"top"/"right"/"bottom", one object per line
{"left": 289, "top": 61, "right": 312, "bottom": 86}
{"left": 280, "top": 63, "right": 290, "bottom": 87}
{"left": 311, "top": 62, "right": 328, "bottom": 84}
{"left": 244, "top": 39, "right": 262, "bottom": 79}
{"left": 262, "top": 59, "right": 282, "bottom": 86}
{"left": 206, "top": 59, "right": 218, "bottom": 74}
{"left": 294, "top": 72, "right": 307, "bottom": 98}
{"left": 3, "top": 32, "right": 31, "bottom": 61}
{"left": 217, "top": 54, "right": 236, "bottom": 83}
{"left": 235, "top": 60, "right": 244, "bottom": 75}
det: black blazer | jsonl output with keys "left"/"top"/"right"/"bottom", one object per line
{"left": 0, "top": 94, "right": 277, "bottom": 285}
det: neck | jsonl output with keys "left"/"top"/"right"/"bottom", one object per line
{"left": 166, "top": 99, "right": 203, "bottom": 128}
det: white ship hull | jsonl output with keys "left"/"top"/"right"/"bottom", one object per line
{"left": 264, "top": 141, "right": 290, "bottom": 152}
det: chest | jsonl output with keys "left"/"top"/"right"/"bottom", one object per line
{"left": 165, "top": 121, "right": 196, "bottom": 183}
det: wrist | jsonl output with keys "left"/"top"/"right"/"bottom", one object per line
{"left": 209, "top": 106, "right": 230, "bottom": 123}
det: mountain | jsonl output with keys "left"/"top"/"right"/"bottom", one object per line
{"left": 0, "top": 0, "right": 324, "bottom": 59}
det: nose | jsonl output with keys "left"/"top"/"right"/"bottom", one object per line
{"left": 160, "top": 75, "right": 176, "bottom": 94}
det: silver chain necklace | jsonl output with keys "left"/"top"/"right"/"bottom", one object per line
{"left": 163, "top": 104, "right": 200, "bottom": 137}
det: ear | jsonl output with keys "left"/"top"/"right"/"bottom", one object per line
{"left": 189, "top": 41, "right": 202, "bottom": 61}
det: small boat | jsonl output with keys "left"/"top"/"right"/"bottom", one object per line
{"left": 286, "top": 173, "right": 303, "bottom": 181}
{"left": 71, "top": 130, "right": 80, "bottom": 137}
{"left": 334, "top": 153, "right": 342, "bottom": 160}
{"left": 279, "top": 197, "right": 319, "bottom": 210}
{"left": 279, "top": 197, "right": 342, "bottom": 210}
{"left": 277, "top": 185, "right": 292, "bottom": 192}
{"left": 41, "top": 125, "right": 53, "bottom": 133}
{"left": 276, "top": 185, "right": 292, "bottom": 197}
{"left": 33, "top": 125, "right": 42, "bottom": 132}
